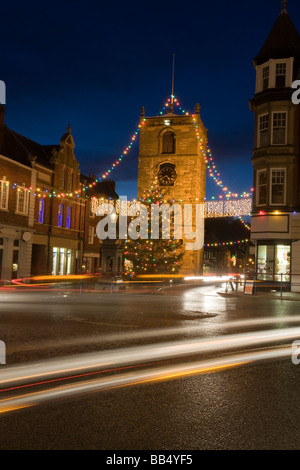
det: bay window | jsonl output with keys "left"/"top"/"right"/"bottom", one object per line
{"left": 270, "top": 169, "right": 286, "bottom": 205}
{"left": 272, "top": 112, "right": 287, "bottom": 145}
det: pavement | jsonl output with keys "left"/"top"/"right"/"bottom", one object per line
{"left": 218, "top": 288, "right": 300, "bottom": 301}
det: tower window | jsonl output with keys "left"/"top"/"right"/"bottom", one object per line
{"left": 162, "top": 131, "right": 175, "bottom": 154}
{"left": 257, "top": 169, "right": 267, "bottom": 206}
{"left": 262, "top": 66, "right": 269, "bottom": 91}
{"left": 259, "top": 114, "right": 269, "bottom": 147}
{"left": 271, "top": 169, "right": 286, "bottom": 205}
{"left": 272, "top": 112, "right": 287, "bottom": 145}
{"left": 276, "top": 63, "right": 286, "bottom": 88}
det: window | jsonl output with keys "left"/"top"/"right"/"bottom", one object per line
{"left": 16, "top": 186, "right": 29, "bottom": 215}
{"left": 271, "top": 169, "right": 286, "bottom": 205}
{"left": 88, "top": 226, "right": 94, "bottom": 244}
{"left": 60, "top": 168, "right": 66, "bottom": 189}
{"left": 89, "top": 201, "right": 95, "bottom": 218}
{"left": 262, "top": 66, "right": 269, "bottom": 90}
{"left": 0, "top": 178, "right": 9, "bottom": 210}
{"left": 257, "top": 170, "right": 267, "bottom": 206}
{"left": 0, "top": 238, "right": 3, "bottom": 279}
{"left": 68, "top": 173, "right": 73, "bottom": 192}
{"left": 272, "top": 112, "right": 287, "bottom": 145}
{"left": 38, "top": 198, "right": 45, "bottom": 223}
{"left": 259, "top": 115, "right": 269, "bottom": 147}
{"left": 66, "top": 206, "right": 71, "bottom": 229}
{"left": 275, "top": 245, "right": 290, "bottom": 282}
{"left": 257, "top": 244, "right": 290, "bottom": 282}
{"left": 58, "top": 204, "right": 63, "bottom": 227}
{"left": 276, "top": 63, "right": 286, "bottom": 88}
{"left": 162, "top": 131, "right": 175, "bottom": 154}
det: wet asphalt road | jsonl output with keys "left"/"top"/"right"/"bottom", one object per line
{"left": 0, "top": 283, "right": 300, "bottom": 450}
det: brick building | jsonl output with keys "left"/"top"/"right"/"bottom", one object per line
{"left": 82, "top": 176, "right": 122, "bottom": 275}
{"left": 0, "top": 105, "right": 121, "bottom": 282}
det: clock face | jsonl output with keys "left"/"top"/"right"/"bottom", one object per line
{"left": 158, "top": 165, "right": 177, "bottom": 186}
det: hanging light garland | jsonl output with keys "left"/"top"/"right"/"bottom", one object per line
{"left": 3, "top": 95, "right": 254, "bottom": 211}
{"left": 205, "top": 238, "right": 250, "bottom": 248}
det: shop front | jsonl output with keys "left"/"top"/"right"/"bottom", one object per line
{"left": 52, "top": 247, "right": 73, "bottom": 276}
{"left": 256, "top": 241, "right": 291, "bottom": 282}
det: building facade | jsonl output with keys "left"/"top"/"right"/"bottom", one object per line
{"left": 137, "top": 103, "right": 207, "bottom": 275}
{"left": 249, "top": 2, "right": 300, "bottom": 290}
{"left": 83, "top": 177, "right": 122, "bottom": 275}
{"left": 0, "top": 106, "right": 121, "bottom": 282}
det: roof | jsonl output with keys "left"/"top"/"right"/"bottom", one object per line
{"left": 254, "top": 7, "right": 300, "bottom": 66}
{"left": 0, "top": 126, "right": 56, "bottom": 168}
{"left": 80, "top": 174, "right": 119, "bottom": 199}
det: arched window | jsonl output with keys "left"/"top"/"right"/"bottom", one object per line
{"left": 162, "top": 131, "right": 175, "bottom": 154}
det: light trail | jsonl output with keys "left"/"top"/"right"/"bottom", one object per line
{"left": 1, "top": 327, "right": 300, "bottom": 387}
{"left": 0, "top": 347, "right": 292, "bottom": 414}
{"left": 5, "top": 316, "right": 300, "bottom": 356}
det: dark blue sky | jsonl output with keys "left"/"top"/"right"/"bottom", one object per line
{"left": 2, "top": 0, "right": 300, "bottom": 199}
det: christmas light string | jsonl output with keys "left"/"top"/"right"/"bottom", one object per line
{"left": 205, "top": 238, "right": 250, "bottom": 248}
{"left": 2, "top": 94, "right": 253, "bottom": 207}
{"left": 163, "top": 96, "right": 253, "bottom": 200}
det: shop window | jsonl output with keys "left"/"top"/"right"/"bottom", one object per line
{"left": 257, "top": 244, "right": 290, "bottom": 282}
{"left": 257, "top": 245, "right": 274, "bottom": 281}
{"left": 275, "top": 245, "right": 290, "bottom": 282}
{"left": 67, "top": 249, "right": 72, "bottom": 275}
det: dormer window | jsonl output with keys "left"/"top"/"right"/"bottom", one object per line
{"left": 276, "top": 63, "right": 286, "bottom": 88}
{"left": 262, "top": 66, "right": 269, "bottom": 90}
{"left": 256, "top": 59, "right": 293, "bottom": 93}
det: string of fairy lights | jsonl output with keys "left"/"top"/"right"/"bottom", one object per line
{"left": 2, "top": 94, "right": 252, "bottom": 202}
{"left": 205, "top": 238, "right": 250, "bottom": 248}
{"left": 1, "top": 94, "right": 254, "bottom": 248}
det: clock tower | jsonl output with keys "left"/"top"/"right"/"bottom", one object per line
{"left": 137, "top": 103, "right": 207, "bottom": 275}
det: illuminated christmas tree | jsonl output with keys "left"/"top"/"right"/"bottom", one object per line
{"left": 124, "top": 182, "right": 184, "bottom": 276}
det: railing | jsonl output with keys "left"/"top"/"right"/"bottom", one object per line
{"left": 224, "top": 273, "right": 299, "bottom": 300}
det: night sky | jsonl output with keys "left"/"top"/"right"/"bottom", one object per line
{"left": 2, "top": 0, "right": 300, "bottom": 200}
